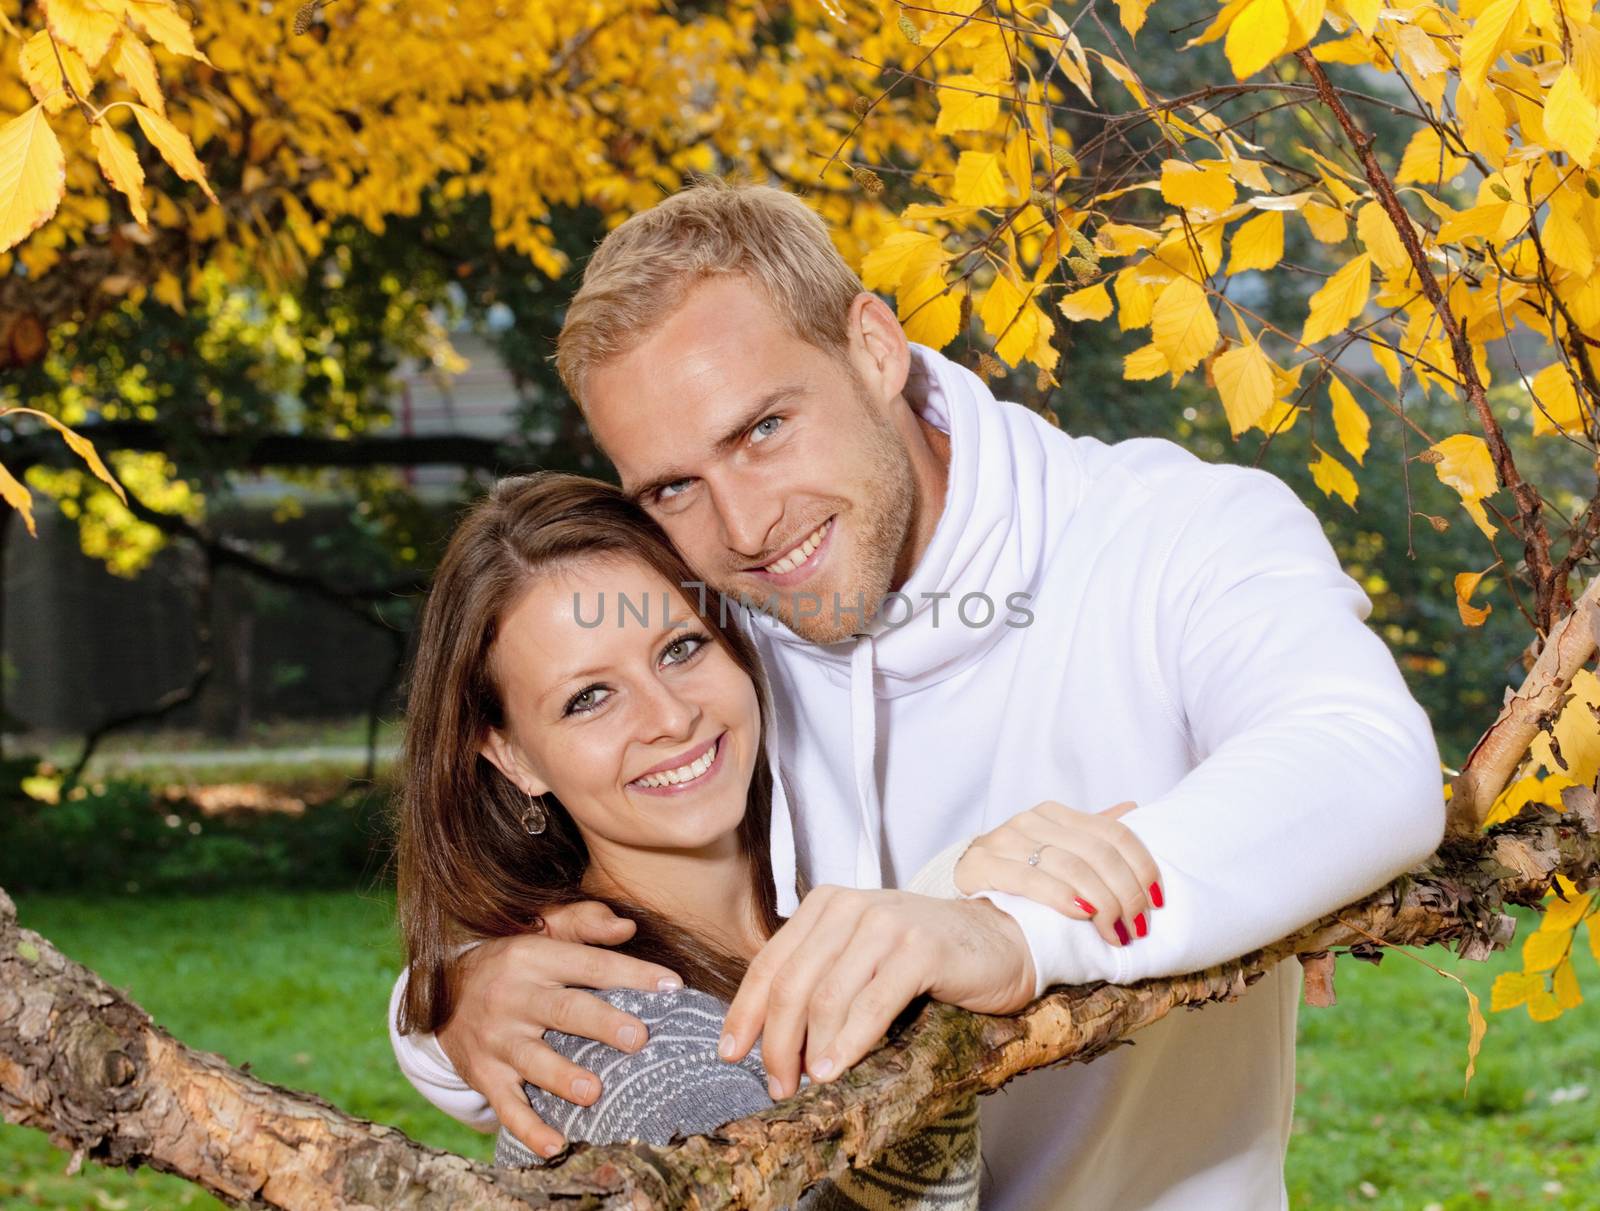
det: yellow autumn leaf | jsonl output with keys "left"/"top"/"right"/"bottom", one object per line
{"left": 897, "top": 275, "right": 962, "bottom": 350}
{"left": 0, "top": 462, "right": 36, "bottom": 536}
{"left": 1542, "top": 65, "right": 1599, "bottom": 168}
{"left": 1227, "top": 209, "right": 1283, "bottom": 274}
{"left": 43, "top": 0, "right": 122, "bottom": 66}
{"left": 21, "top": 30, "right": 94, "bottom": 115}
{"left": 1224, "top": 0, "right": 1291, "bottom": 79}
{"left": 1327, "top": 375, "right": 1370, "bottom": 464}
{"left": 6, "top": 406, "right": 128, "bottom": 502}
{"left": 1454, "top": 570, "right": 1492, "bottom": 626}
{"left": 1461, "top": 495, "right": 1498, "bottom": 542}
{"left": 125, "top": 0, "right": 213, "bottom": 63}
{"left": 1302, "top": 199, "right": 1348, "bottom": 243}
{"left": 1461, "top": 0, "right": 1529, "bottom": 97}
{"left": 1526, "top": 986, "right": 1562, "bottom": 1021}
{"left": 861, "top": 230, "right": 945, "bottom": 292}
{"left": 1212, "top": 339, "right": 1277, "bottom": 434}
{"left": 1528, "top": 361, "right": 1586, "bottom": 436}
{"left": 998, "top": 301, "right": 1051, "bottom": 368}
{"left": 1114, "top": 267, "right": 1155, "bottom": 330}
{"left": 1058, "top": 281, "right": 1114, "bottom": 322}
{"left": 1430, "top": 432, "right": 1498, "bottom": 500}
{"left": 131, "top": 105, "right": 219, "bottom": 203}
{"left": 1553, "top": 958, "right": 1582, "bottom": 1011}
{"left": 1118, "top": 0, "right": 1155, "bottom": 36}
{"left": 953, "top": 151, "right": 1009, "bottom": 207}
{"left": 1463, "top": 985, "right": 1487, "bottom": 1093}
{"left": 1340, "top": 0, "right": 1381, "bottom": 37}
{"left": 153, "top": 269, "right": 184, "bottom": 312}
{"left": 978, "top": 271, "right": 1048, "bottom": 366}
{"left": 1302, "top": 253, "right": 1373, "bottom": 345}
{"left": 1124, "top": 342, "right": 1169, "bottom": 380}
{"left": 1490, "top": 969, "right": 1540, "bottom": 1011}
{"left": 1396, "top": 126, "right": 1468, "bottom": 184}
{"left": 1482, "top": 772, "right": 1577, "bottom": 828}
{"left": 935, "top": 76, "right": 1000, "bottom": 134}
{"left": 1530, "top": 667, "right": 1600, "bottom": 785}
{"left": 1542, "top": 890, "right": 1595, "bottom": 932}
{"left": 1150, "top": 276, "right": 1219, "bottom": 376}
{"left": 1356, "top": 201, "right": 1411, "bottom": 275}
{"left": 113, "top": 35, "right": 167, "bottom": 117}
{"left": 91, "top": 122, "right": 149, "bottom": 228}
{"left": 0, "top": 105, "right": 66, "bottom": 255}
{"left": 1159, "top": 160, "right": 1236, "bottom": 215}
{"left": 1522, "top": 927, "right": 1569, "bottom": 973}
{"left": 1310, "top": 443, "right": 1359, "bottom": 507}
{"left": 1540, "top": 202, "right": 1592, "bottom": 276}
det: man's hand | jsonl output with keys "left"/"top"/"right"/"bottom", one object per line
{"left": 718, "top": 888, "right": 1034, "bottom": 1099}
{"left": 435, "top": 901, "right": 682, "bottom": 1157}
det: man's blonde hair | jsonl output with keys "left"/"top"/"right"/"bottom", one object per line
{"left": 556, "top": 179, "right": 865, "bottom": 406}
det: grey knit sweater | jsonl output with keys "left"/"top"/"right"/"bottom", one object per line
{"left": 495, "top": 988, "right": 981, "bottom": 1209}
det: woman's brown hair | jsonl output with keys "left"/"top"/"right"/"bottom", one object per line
{"left": 394, "top": 472, "right": 783, "bottom": 1035}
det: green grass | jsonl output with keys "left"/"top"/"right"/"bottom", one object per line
{"left": 1, "top": 890, "right": 493, "bottom": 1211}
{"left": 1, "top": 894, "right": 1595, "bottom": 1210}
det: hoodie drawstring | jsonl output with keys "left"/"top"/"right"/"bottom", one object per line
{"left": 850, "top": 633, "right": 884, "bottom": 889}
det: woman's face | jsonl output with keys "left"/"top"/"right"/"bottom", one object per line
{"left": 481, "top": 553, "right": 761, "bottom": 864}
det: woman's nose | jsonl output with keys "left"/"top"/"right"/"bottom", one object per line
{"left": 636, "top": 674, "right": 700, "bottom": 744}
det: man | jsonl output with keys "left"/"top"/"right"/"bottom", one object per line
{"left": 390, "top": 180, "right": 1446, "bottom": 1209}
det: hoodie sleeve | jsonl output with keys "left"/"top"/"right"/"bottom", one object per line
{"left": 388, "top": 963, "right": 499, "bottom": 1130}
{"left": 979, "top": 463, "right": 1447, "bottom": 996}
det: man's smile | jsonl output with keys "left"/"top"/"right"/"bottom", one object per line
{"left": 749, "top": 516, "right": 835, "bottom": 585}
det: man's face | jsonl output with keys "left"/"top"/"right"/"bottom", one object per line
{"left": 583, "top": 275, "right": 918, "bottom": 645}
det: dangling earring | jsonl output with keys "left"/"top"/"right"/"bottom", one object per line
{"left": 521, "top": 790, "right": 548, "bottom": 836}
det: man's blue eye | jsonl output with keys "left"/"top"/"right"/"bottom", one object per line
{"left": 657, "top": 479, "right": 693, "bottom": 502}
{"left": 752, "top": 416, "right": 782, "bottom": 442}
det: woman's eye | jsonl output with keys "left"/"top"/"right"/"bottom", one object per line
{"left": 661, "top": 635, "right": 706, "bottom": 666}
{"left": 565, "top": 686, "right": 610, "bottom": 715}
{"left": 751, "top": 416, "right": 782, "bottom": 443}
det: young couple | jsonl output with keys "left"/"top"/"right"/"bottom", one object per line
{"left": 390, "top": 180, "right": 1447, "bottom": 1210}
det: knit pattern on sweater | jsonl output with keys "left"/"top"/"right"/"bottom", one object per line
{"left": 494, "top": 988, "right": 980, "bottom": 1210}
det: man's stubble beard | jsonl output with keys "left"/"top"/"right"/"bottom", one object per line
{"left": 757, "top": 394, "right": 918, "bottom": 646}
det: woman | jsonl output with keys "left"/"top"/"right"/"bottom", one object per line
{"left": 393, "top": 473, "right": 1160, "bottom": 1205}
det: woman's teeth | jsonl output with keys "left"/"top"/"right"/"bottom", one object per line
{"left": 765, "top": 518, "right": 831, "bottom": 575}
{"left": 634, "top": 739, "right": 719, "bottom": 789}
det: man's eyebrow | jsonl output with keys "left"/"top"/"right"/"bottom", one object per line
{"left": 628, "top": 386, "right": 804, "bottom": 504}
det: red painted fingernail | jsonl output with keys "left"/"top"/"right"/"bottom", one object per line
{"left": 1149, "top": 882, "right": 1164, "bottom": 908}
{"left": 1114, "top": 919, "right": 1131, "bottom": 946}
{"left": 1134, "top": 912, "right": 1147, "bottom": 938}
{"left": 1074, "top": 896, "right": 1098, "bottom": 915}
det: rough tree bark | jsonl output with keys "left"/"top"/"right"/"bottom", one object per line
{"left": 3, "top": 792, "right": 1597, "bottom": 1210}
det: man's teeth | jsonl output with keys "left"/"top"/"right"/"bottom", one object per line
{"left": 634, "top": 740, "right": 718, "bottom": 789}
{"left": 765, "top": 519, "right": 832, "bottom": 575}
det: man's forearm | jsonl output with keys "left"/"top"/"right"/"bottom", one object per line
{"left": 387, "top": 967, "right": 498, "bottom": 1129}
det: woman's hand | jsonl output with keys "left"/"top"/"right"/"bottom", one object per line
{"left": 720, "top": 889, "right": 1035, "bottom": 1099}
{"left": 953, "top": 800, "right": 1163, "bottom": 948}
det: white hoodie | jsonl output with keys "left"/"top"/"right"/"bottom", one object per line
{"left": 389, "top": 344, "right": 1447, "bottom": 1210}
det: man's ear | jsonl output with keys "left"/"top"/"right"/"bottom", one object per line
{"left": 847, "top": 291, "right": 911, "bottom": 407}
{"left": 479, "top": 727, "right": 550, "bottom": 797}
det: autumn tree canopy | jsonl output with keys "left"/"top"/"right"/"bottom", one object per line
{"left": 2, "top": 0, "right": 1599, "bottom": 1017}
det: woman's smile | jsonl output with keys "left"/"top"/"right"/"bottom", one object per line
{"left": 628, "top": 731, "right": 728, "bottom": 796}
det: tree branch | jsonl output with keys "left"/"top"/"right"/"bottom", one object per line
{"left": 1293, "top": 49, "right": 1561, "bottom": 629}
{"left": 3, "top": 800, "right": 1597, "bottom": 1210}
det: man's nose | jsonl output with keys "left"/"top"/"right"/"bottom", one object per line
{"left": 707, "top": 471, "right": 781, "bottom": 563}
